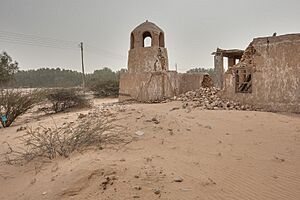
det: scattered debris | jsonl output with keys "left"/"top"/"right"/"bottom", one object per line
{"left": 204, "top": 125, "right": 212, "bottom": 129}
{"left": 135, "top": 130, "right": 144, "bottom": 136}
{"left": 182, "top": 102, "right": 188, "bottom": 109}
{"left": 101, "top": 176, "right": 117, "bottom": 190}
{"left": 133, "top": 186, "right": 142, "bottom": 190}
{"left": 174, "top": 87, "right": 256, "bottom": 111}
{"left": 170, "top": 107, "right": 180, "bottom": 111}
{"left": 274, "top": 156, "right": 285, "bottom": 162}
{"left": 146, "top": 117, "right": 160, "bottom": 124}
{"left": 180, "top": 188, "right": 192, "bottom": 191}
{"left": 151, "top": 117, "right": 160, "bottom": 124}
{"left": 77, "top": 113, "right": 86, "bottom": 119}
{"left": 16, "top": 126, "right": 27, "bottom": 132}
{"left": 174, "top": 176, "right": 183, "bottom": 182}
{"left": 153, "top": 188, "right": 161, "bottom": 195}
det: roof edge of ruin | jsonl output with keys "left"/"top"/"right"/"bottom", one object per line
{"left": 253, "top": 33, "right": 300, "bottom": 44}
{"left": 211, "top": 48, "right": 244, "bottom": 57}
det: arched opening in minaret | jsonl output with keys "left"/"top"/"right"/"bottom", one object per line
{"left": 143, "top": 31, "right": 152, "bottom": 47}
{"left": 130, "top": 33, "right": 134, "bottom": 49}
{"left": 159, "top": 32, "right": 165, "bottom": 47}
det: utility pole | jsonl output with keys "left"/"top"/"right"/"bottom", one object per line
{"left": 80, "top": 42, "right": 85, "bottom": 90}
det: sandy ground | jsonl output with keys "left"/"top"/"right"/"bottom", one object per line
{"left": 0, "top": 98, "right": 300, "bottom": 200}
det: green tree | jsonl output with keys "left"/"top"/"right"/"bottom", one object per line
{"left": 0, "top": 52, "right": 18, "bottom": 86}
{"left": 9, "top": 66, "right": 123, "bottom": 90}
{"left": 11, "top": 68, "right": 82, "bottom": 88}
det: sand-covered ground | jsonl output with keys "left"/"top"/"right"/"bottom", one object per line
{"left": 0, "top": 98, "right": 300, "bottom": 200}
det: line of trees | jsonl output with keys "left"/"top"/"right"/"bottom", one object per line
{"left": 186, "top": 67, "right": 215, "bottom": 77}
{"left": 0, "top": 51, "right": 126, "bottom": 89}
{"left": 0, "top": 51, "right": 127, "bottom": 98}
{"left": 11, "top": 68, "right": 82, "bottom": 88}
{"left": 7, "top": 67, "right": 126, "bottom": 88}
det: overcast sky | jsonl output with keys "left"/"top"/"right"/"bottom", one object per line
{"left": 0, "top": 0, "right": 299, "bottom": 73}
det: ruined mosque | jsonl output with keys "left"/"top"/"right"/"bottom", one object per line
{"left": 119, "top": 20, "right": 300, "bottom": 112}
{"left": 119, "top": 20, "right": 210, "bottom": 102}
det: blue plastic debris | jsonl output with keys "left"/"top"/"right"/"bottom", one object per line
{"left": 1, "top": 115, "right": 7, "bottom": 123}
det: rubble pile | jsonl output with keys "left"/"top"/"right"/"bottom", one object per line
{"left": 174, "top": 87, "right": 256, "bottom": 111}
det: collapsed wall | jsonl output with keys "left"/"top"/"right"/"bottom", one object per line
{"left": 222, "top": 34, "right": 300, "bottom": 112}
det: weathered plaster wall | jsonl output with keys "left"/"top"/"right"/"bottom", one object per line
{"left": 119, "top": 72, "right": 205, "bottom": 102}
{"left": 128, "top": 47, "right": 168, "bottom": 73}
{"left": 119, "top": 71, "right": 178, "bottom": 102}
{"left": 178, "top": 73, "right": 204, "bottom": 94}
{"left": 223, "top": 34, "right": 300, "bottom": 112}
{"left": 214, "top": 55, "right": 224, "bottom": 89}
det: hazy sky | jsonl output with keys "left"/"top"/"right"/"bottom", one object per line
{"left": 0, "top": 0, "right": 299, "bottom": 73}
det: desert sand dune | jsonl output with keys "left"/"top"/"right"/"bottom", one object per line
{"left": 0, "top": 100, "right": 299, "bottom": 200}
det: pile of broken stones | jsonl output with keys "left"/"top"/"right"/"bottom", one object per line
{"left": 174, "top": 87, "right": 257, "bottom": 111}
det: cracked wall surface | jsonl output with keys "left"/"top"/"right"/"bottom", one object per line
{"left": 128, "top": 47, "right": 169, "bottom": 73}
{"left": 119, "top": 72, "right": 206, "bottom": 102}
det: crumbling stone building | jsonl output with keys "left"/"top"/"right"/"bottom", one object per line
{"left": 217, "top": 34, "right": 300, "bottom": 112}
{"left": 119, "top": 21, "right": 209, "bottom": 102}
{"left": 212, "top": 48, "right": 244, "bottom": 89}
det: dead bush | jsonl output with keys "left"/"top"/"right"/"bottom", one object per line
{"left": 0, "top": 89, "right": 42, "bottom": 127}
{"left": 2, "top": 109, "right": 131, "bottom": 163}
{"left": 45, "top": 88, "right": 90, "bottom": 113}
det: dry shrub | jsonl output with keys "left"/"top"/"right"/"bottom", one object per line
{"left": 0, "top": 89, "right": 42, "bottom": 127}
{"left": 2, "top": 109, "right": 131, "bottom": 163}
{"left": 89, "top": 80, "right": 119, "bottom": 98}
{"left": 45, "top": 88, "right": 90, "bottom": 113}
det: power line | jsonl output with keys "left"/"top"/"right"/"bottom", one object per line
{"left": 0, "top": 30, "right": 77, "bottom": 46}
{"left": 0, "top": 38, "right": 77, "bottom": 49}
{"left": 0, "top": 32, "right": 78, "bottom": 49}
{"left": 0, "top": 30, "right": 78, "bottom": 50}
{"left": 0, "top": 30, "right": 127, "bottom": 62}
{"left": 0, "top": 38, "right": 78, "bottom": 51}
{"left": 0, "top": 36, "right": 77, "bottom": 48}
